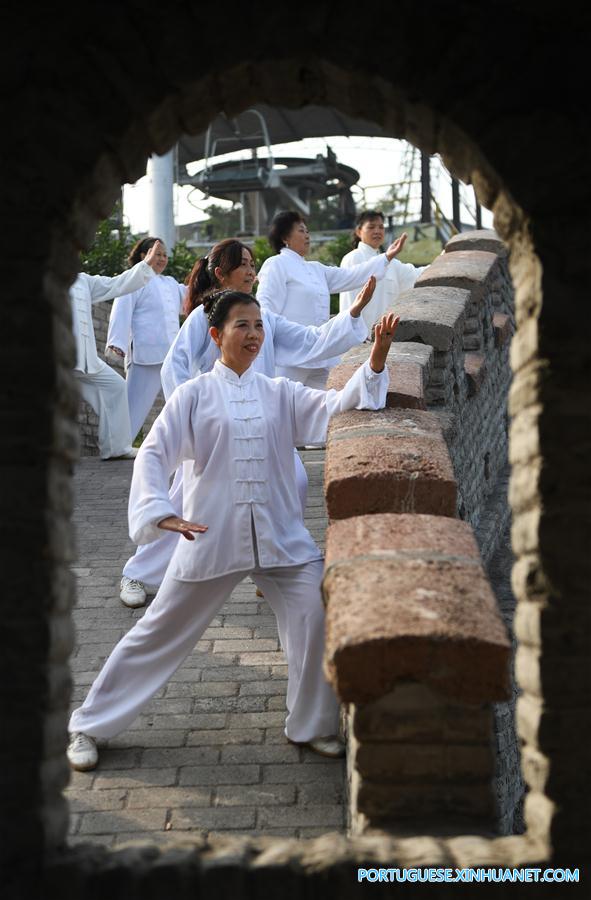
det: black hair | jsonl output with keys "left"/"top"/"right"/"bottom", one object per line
{"left": 204, "top": 290, "right": 261, "bottom": 330}
{"left": 127, "top": 236, "right": 164, "bottom": 266}
{"left": 184, "top": 239, "right": 254, "bottom": 316}
{"left": 268, "top": 210, "right": 306, "bottom": 254}
{"left": 351, "top": 210, "right": 385, "bottom": 248}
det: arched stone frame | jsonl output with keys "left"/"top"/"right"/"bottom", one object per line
{"left": 3, "top": 14, "right": 587, "bottom": 890}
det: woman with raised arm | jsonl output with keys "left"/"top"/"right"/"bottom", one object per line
{"left": 67, "top": 289, "right": 400, "bottom": 771}
{"left": 119, "top": 238, "right": 378, "bottom": 608}
{"left": 255, "top": 210, "right": 408, "bottom": 388}
{"left": 106, "top": 237, "right": 188, "bottom": 441}
{"left": 339, "top": 210, "right": 428, "bottom": 332}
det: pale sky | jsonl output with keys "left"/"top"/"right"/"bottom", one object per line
{"left": 123, "top": 136, "right": 493, "bottom": 234}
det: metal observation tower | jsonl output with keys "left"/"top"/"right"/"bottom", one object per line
{"left": 144, "top": 104, "right": 483, "bottom": 248}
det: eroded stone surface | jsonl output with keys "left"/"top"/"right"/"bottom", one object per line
{"left": 325, "top": 409, "right": 457, "bottom": 519}
{"left": 322, "top": 514, "right": 511, "bottom": 705}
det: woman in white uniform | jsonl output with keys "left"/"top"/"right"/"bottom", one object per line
{"left": 255, "top": 210, "right": 408, "bottom": 388}
{"left": 67, "top": 289, "right": 400, "bottom": 771}
{"left": 339, "top": 210, "right": 428, "bottom": 332}
{"left": 106, "top": 237, "right": 187, "bottom": 440}
{"left": 119, "top": 238, "right": 377, "bottom": 608}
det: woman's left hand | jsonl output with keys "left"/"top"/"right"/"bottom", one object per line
{"left": 384, "top": 232, "right": 408, "bottom": 261}
{"left": 349, "top": 276, "right": 376, "bottom": 317}
{"left": 369, "top": 312, "right": 400, "bottom": 372}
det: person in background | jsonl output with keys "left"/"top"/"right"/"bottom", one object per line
{"left": 339, "top": 210, "right": 428, "bottom": 333}
{"left": 66, "top": 289, "right": 400, "bottom": 772}
{"left": 71, "top": 240, "right": 162, "bottom": 460}
{"left": 106, "top": 238, "right": 187, "bottom": 441}
{"left": 255, "top": 210, "right": 408, "bottom": 389}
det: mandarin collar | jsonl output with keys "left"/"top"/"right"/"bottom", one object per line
{"left": 357, "top": 242, "right": 379, "bottom": 256}
{"left": 279, "top": 247, "right": 307, "bottom": 265}
{"left": 213, "top": 359, "right": 256, "bottom": 385}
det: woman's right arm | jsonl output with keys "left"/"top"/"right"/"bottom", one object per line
{"left": 338, "top": 248, "right": 361, "bottom": 313}
{"left": 160, "top": 306, "right": 210, "bottom": 400}
{"left": 128, "top": 385, "right": 199, "bottom": 544}
{"left": 255, "top": 257, "right": 288, "bottom": 315}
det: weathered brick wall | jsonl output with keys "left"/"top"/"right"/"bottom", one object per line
{"left": 326, "top": 231, "right": 524, "bottom": 836}
{"left": 2, "top": 1, "right": 589, "bottom": 896}
{"left": 77, "top": 300, "right": 165, "bottom": 454}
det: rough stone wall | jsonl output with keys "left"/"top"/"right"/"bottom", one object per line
{"left": 77, "top": 301, "right": 165, "bottom": 454}
{"left": 1, "top": 1, "right": 589, "bottom": 896}
{"left": 327, "top": 232, "right": 523, "bottom": 836}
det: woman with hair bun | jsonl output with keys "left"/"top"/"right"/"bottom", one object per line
{"left": 339, "top": 211, "right": 429, "bottom": 332}
{"left": 106, "top": 237, "right": 188, "bottom": 440}
{"left": 67, "top": 288, "right": 400, "bottom": 771}
{"left": 118, "top": 237, "right": 378, "bottom": 608}
{"left": 255, "top": 210, "right": 408, "bottom": 388}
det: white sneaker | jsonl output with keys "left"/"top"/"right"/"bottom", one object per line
{"left": 288, "top": 735, "right": 345, "bottom": 758}
{"left": 102, "top": 448, "right": 138, "bottom": 461}
{"left": 120, "top": 576, "right": 147, "bottom": 608}
{"left": 67, "top": 732, "right": 98, "bottom": 771}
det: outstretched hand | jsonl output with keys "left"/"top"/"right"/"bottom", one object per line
{"left": 349, "top": 275, "right": 376, "bottom": 318}
{"left": 384, "top": 232, "right": 408, "bottom": 261}
{"left": 157, "top": 515, "right": 208, "bottom": 541}
{"left": 369, "top": 312, "right": 400, "bottom": 373}
{"left": 144, "top": 239, "right": 163, "bottom": 271}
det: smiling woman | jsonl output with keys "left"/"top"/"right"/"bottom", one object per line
{"left": 67, "top": 287, "right": 399, "bottom": 772}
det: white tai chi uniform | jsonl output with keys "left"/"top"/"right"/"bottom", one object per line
{"left": 69, "top": 358, "right": 388, "bottom": 743}
{"left": 71, "top": 261, "right": 155, "bottom": 459}
{"left": 339, "top": 241, "right": 426, "bottom": 332}
{"left": 121, "top": 305, "right": 368, "bottom": 589}
{"left": 106, "top": 275, "right": 187, "bottom": 439}
{"left": 256, "top": 247, "right": 391, "bottom": 388}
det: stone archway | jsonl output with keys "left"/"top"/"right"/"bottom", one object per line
{"left": 3, "top": 5, "right": 588, "bottom": 895}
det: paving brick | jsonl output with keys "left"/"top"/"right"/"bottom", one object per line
{"left": 220, "top": 744, "right": 300, "bottom": 765}
{"left": 170, "top": 807, "right": 256, "bottom": 831}
{"left": 178, "top": 765, "right": 260, "bottom": 786}
{"left": 262, "top": 764, "right": 344, "bottom": 784}
{"left": 257, "top": 806, "right": 344, "bottom": 829}
{"left": 78, "top": 808, "right": 167, "bottom": 834}
{"left": 214, "top": 785, "right": 296, "bottom": 806}
{"left": 140, "top": 747, "right": 219, "bottom": 768}
{"left": 126, "top": 786, "right": 212, "bottom": 808}
{"left": 92, "top": 769, "right": 178, "bottom": 790}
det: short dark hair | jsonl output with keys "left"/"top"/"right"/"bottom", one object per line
{"left": 352, "top": 210, "right": 385, "bottom": 248}
{"left": 204, "top": 290, "right": 261, "bottom": 330}
{"left": 127, "top": 236, "right": 163, "bottom": 266}
{"left": 268, "top": 211, "right": 306, "bottom": 254}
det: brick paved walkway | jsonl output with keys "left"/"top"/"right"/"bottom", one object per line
{"left": 66, "top": 450, "right": 345, "bottom": 847}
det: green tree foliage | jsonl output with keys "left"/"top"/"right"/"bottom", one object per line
{"left": 80, "top": 219, "right": 136, "bottom": 276}
{"left": 167, "top": 240, "right": 198, "bottom": 283}
{"left": 200, "top": 203, "right": 242, "bottom": 241}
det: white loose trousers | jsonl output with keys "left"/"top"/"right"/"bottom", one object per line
{"left": 126, "top": 362, "right": 163, "bottom": 440}
{"left": 69, "top": 557, "right": 338, "bottom": 743}
{"left": 75, "top": 362, "right": 133, "bottom": 459}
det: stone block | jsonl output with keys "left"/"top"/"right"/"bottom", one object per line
{"left": 493, "top": 311, "right": 512, "bottom": 346}
{"left": 323, "top": 514, "right": 511, "bottom": 704}
{"left": 464, "top": 352, "right": 487, "bottom": 395}
{"left": 327, "top": 341, "right": 433, "bottom": 410}
{"left": 416, "top": 250, "right": 499, "bottom": 295}
{"left": 389, "top": 286, "right": 470, "bottom": 350}
{"left": 444, "top": 229, "right": 507, "bottom": 257}
{"left": 325, "top": 408, "right": 457, "bottom": 520}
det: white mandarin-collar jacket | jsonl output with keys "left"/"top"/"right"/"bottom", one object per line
{"left": 339, "top": 241, "right": 426, "bottom": 331}
{"left": 129, "top": 359, "right": 387, "bottom": 581}
{"left": 255, "top": 247, "right": 391, "bottom": 327}
{"left": 106, "top": 275, "right": 187, "bottom": 366}
{"left": 70, "top": 260, "right": 154, "bottom": 374}
{"left": 160, "top": 304, "right": 367, "bottom": 401}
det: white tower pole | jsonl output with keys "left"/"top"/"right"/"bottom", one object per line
{"left": 146, "top": 149, "right": 176, "bottom": 250}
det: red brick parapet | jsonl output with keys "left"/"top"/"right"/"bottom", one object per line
{"left": 325, "top": 408, "right": 457, "bottom": 520}
{"left": 326, "top": 341, "right": 432, "bottom": 409}
{"left": 322, "top": 513, "right": 511, "bottom": 705}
